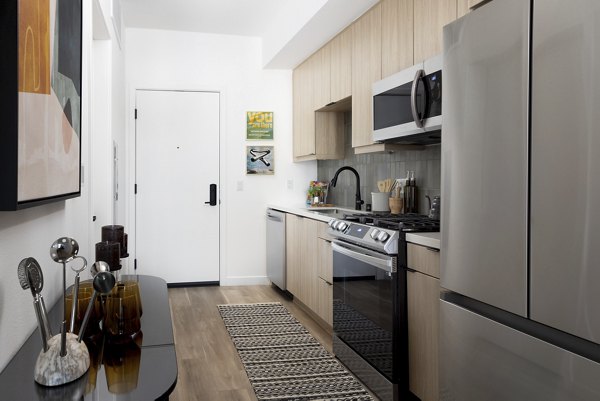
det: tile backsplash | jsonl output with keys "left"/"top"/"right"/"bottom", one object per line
{"left": 317, "top": 113, "right": 441, "bottom": 214}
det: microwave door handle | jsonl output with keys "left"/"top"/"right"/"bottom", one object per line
{"left": 411, "top": 69, "right": 425, "bottom": 128}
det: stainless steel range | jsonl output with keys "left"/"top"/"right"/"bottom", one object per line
{"left": 328, "top": 213, "right": 439, "bottom": 401}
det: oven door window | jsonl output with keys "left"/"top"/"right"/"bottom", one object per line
{"left": 333, "top": 245, "right": 397, "bottom": 381}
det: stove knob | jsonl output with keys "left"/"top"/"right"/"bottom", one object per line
{"left": 377, "top": 231, "right": 390, "bottom": 242}
{"left": 370, "top": 229, "right": 380, "bottom": 240}
{"left": 338, "top": 222, "right": 348, "bottom": 231}
{"left": 328, "top": 219, "right": 337, "bottom": 228}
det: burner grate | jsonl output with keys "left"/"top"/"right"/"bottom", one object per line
{"left": 342, "top": 213, "right": 440, "bottom": 232}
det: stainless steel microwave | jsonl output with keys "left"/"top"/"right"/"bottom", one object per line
{"left": 372, "top": 55, "right": 442, "bottom": 143}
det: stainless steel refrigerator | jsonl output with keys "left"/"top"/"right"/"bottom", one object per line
{"left": 441, "top": 0, "right": 600, "bottom": 399}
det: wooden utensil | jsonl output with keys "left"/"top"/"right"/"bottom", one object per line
{"left": 377, "top": 181, "right": 385, "bottom": 192}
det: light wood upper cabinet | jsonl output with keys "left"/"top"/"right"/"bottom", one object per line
{"left": 313, "top": 46, "right": 331, "bottom": 110}
{"left": 351, "top": 4, "right": 382, "bottom": 149}
{"left": 468, "top": 0, "right": 485, "bottom": 8}
{"left": 457, "top": 0, "right": 470, "bottom": 18}
{"left": 293, "top": 60, "right": 316, "bottom": 159}
{"left": 330, "top": 28, "right": 352, "bottom": 102}
{"left": 293, "top": 54, "right": 344, "bottom": 161}
{"left": 381, "top": 0, "right": 414, "bottom": 77}
{"left": 413, "top": 0, "right": 457, "bottom": 62}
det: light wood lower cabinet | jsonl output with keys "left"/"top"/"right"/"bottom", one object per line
{"left": 407, "top": 243, "right": 440, "bottom": 401}
{"left": 316, "top": 238, "right": 333, "bottom": 326}
{"left": 286, "top": 215, "right": 333, "bottom": 328}
{"left": 286, "top": 214, "right": 318, "bottom": 307}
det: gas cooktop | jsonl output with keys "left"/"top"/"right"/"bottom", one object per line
{"left": 327, "top": 213, "right": 439, "bottom": 255}
{"left": 341, "top": 213, "right": 440, "bottom": 232}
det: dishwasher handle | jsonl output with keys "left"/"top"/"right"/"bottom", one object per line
{"left": 266, "top": 210, "right": 283, "bottom": 223}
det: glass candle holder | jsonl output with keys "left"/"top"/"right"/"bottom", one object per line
{"left": 101, "top": 225, "right": 128, "bottom": 258}
{"left": 95, "top": 241, "right": 121, "bottom": 271}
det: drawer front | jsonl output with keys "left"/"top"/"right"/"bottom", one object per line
{"left": 317, "top": 220, "right": 334, "bottom": 241}
{"left": 407, "top": 243, "right": 440, "bottom": 278}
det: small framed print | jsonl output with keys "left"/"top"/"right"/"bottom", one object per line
{"left": 246, "top": 111, "right": 273, "bottom": 140}
{"left": 246, "top": 146, "right": 274, "bottom": 175}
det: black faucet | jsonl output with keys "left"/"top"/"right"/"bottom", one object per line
{"left": 331, "top": 166, "right": 364, "bottom": 210}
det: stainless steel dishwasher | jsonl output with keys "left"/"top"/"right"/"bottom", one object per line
{"left": 266, "top": 209, "right": 286, "bottom": 290}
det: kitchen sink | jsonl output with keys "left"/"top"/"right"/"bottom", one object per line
{"left": 305, "top": 207, "right": 366, "bottom": 217}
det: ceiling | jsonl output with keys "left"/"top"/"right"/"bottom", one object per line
{"left": 121, "top": 0, "right": 378, "bottom": 68}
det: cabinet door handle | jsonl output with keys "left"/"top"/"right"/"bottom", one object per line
{"left": 319, "top": 276, "right": 333, "bottom": 286}
{"left": 425, "top": 247, "right": 440, "bottom": 253}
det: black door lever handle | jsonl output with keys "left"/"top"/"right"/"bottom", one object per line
{"left": 205, "top": 184, "right": 217, "bottom": 206}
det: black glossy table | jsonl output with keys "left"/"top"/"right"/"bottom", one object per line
{"left": 0, "top": 275, "right": 178, "bottom": 401}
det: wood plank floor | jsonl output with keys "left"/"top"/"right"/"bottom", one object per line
{"left": 167, "top": 284, "right": 334, "bottom": 401}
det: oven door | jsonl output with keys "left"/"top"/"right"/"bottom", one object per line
{"left": 332, "top": 240, "right": 399, "bottom": 382}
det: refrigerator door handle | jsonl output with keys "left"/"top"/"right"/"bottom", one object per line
{"left": 411, "top": 69, "right": 425, "bottom": 128}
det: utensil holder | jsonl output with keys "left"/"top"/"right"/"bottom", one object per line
{"left": 34, "top": 333, "right": 90, "bottom": 386}
{"left": 371, "top": 192, "right": 390, "bottom": 212}
{"left": 389, "top": 197, "right": 403, "bottom": 214}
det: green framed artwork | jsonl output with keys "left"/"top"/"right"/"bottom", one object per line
{"left": 246, "top": 111, "right": 273, "bottom": 140}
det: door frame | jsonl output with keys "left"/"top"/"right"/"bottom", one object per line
{"left": 126, "top": 86, "right": 227, "bottom": 282}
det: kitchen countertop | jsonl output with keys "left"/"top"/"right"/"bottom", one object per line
{"left": 267, "top": 204, "right": 359, "bottom": 223}
{"left": 268, "top": 204, "right": 441, "bottom": 250}
{"left": 406, "top": 232, "right": 440, "bottom": 250}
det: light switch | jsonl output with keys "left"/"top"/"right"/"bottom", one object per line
{"left": 287, "top": 179, "right": 294, "bottom": 190}
{"left": 237, "top": 181, "right": 244, "bottom": 191}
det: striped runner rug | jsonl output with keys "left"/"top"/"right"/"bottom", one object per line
{"left": 217, "top": 302, "right": 374, "bottom": 401}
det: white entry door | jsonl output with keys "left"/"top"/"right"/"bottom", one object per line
{"left": 135, "top": 90, "right": 220, "bottom": 284}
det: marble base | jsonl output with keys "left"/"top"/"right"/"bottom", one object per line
{"left": 34, "top": 333, "right": 90, "bottom": 386}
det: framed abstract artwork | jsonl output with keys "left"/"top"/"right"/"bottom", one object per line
{"left": 0, "top": 0, "right": 82, "bottom": 210}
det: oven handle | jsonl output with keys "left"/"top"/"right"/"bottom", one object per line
{"left": 332, "top": 241, "right": 395, "bottom": 273}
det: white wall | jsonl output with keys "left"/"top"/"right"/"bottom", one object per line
{"left": 0, "top": 2, "right": 93, "bottom": 372}
{"left": 90, "top": 0, "right": 128, "bottom": 256}
{"left": 125, "top": 28, "right": 316, "bottom": 285}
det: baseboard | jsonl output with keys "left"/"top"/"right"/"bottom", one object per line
{"left": 220, "top": 276, "right": 271, "bottom": 286}
{"left": 167, "top": 281, "right": 219, "bottom": 288}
